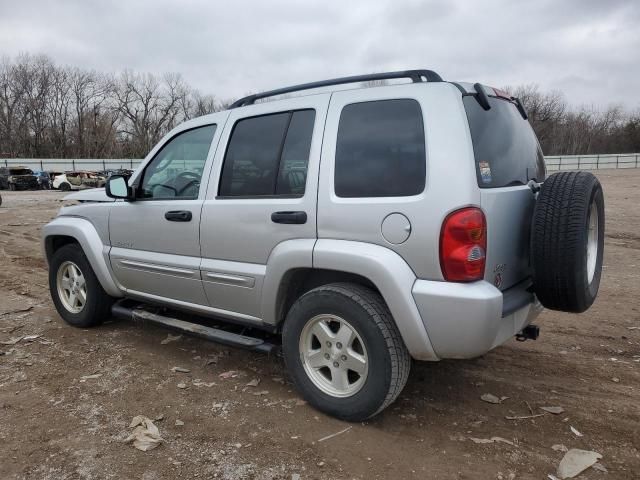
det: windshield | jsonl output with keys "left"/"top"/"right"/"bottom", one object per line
{"left": 463, "top": 96, "right": 545, "bottom": 188}
{"left": 9, "top": 168, "right": 34, "bottom": 175}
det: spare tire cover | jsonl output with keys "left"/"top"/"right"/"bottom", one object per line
{"left": 530, "top": 171, "right": 605, "bottom": 313}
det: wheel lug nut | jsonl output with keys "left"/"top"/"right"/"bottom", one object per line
{"left": 333, "top": 361, "right": 339, "bottom": 368}
{"left": 336, "top": 342, "right": 342, "bottom": 349}
{"left": 341, "top": 355, "right": 347, "bottom": 361}
{"left": 326, "top": 341, "right": 332, "bottom": 347}
{"left": 324, "top": 353, "right": 330, "bottom": 360}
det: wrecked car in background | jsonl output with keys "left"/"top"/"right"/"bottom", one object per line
{"left": 52, "top": 171, "right": 106, "bottom": 191}
{"left": 0, "top": 166, "right": 40, "bottom": 190}
{"left": 33, "top": 170, "right": 53, "bottom": 189}
{"left": 98, "top": 168, "right": 134, "bottom": 179}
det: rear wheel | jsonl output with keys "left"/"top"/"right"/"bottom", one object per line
{"left": 282, "top": 283, "right": 410, "bottom": 421}
{"left": 49, "top": 244, "right": 114, "bottom": 327}
{"left": 531, "top": 171, "right": 605, "bottom": 313}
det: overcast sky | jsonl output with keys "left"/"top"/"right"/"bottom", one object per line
{"left": 1, "top": 0, "right": 638, "bottom": 109}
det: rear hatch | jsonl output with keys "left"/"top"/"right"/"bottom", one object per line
{"left": 463, "top": 90, "right": 546, "bottom": 291}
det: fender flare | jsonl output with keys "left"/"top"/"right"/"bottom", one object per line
{"left": 262, "top": 239, "right": 438, "bottom": 361}
{"left": 261, "top": 239, "right": 315, "bottom": 325}
{"left": 312, "top": 239, "right": 438, "bottom": 361}
{"left": 42, "top": 216, "right": 123, "bottom": 298}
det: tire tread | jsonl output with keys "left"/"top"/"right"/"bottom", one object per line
{"left": 531, "top": 171, "right": 603, "bottom": 312}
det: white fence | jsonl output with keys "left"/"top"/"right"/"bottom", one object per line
{"left": 0, "top": 158, "right": 142, "bottom": 171}
{"left": 2, "top": 154, "right": 640, "bottom": 173}
{"left": 545, "top": 153, "right": 640, "bottom": 171}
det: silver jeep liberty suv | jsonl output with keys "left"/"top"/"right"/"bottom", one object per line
{"left": 43, "top": 70, "right": 605, "bottom": 421}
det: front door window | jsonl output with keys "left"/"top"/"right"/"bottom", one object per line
{"left": 139, "top": 125, "right": 217, "bottom": 200}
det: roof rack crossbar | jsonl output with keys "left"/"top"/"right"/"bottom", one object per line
{"left": 229, "top": 69, "right": 443, "bottom": 108}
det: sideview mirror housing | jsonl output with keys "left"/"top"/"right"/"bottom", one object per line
{"left": 105, "top": 175, "right": 133, "bottom": 200}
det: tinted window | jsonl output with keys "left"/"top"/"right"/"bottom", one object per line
{"left": 277, "top": 110, "right": 315, "bottom": 195}
{"left": 140, "top": 125, "right": 216, "bottom": 199}
{"left": 463, "top": 96, "right": 546, "bottom": 188}
{"left": 335, "top": 99, "right": 425, "bottom": 198}
{"left": 219, "top": 109, "right": 315, "bottom": 197}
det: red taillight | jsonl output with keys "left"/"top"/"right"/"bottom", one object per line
{"left": 440, "top": 207, "right": 487, "bottom": 282}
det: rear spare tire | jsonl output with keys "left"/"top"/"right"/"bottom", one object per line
{"left": 531, "top": 171, "right": 604, "bottom": 313}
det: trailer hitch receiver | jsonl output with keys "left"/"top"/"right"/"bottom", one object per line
{"left": 516, "top": 324, "right": 540, "bottom": 342}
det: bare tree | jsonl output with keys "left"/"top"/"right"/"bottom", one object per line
{"left": 47, "top": 66, "right": 72, "bottom": 157}
{"left": 0, "top": 57, "right": 25, "bottom": 156}
{"left": 114, "top": 71, "right": 191, "bottom": 156}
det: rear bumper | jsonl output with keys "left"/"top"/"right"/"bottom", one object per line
{"left": 412, "top": 279, "right": 543, "bottom": 359}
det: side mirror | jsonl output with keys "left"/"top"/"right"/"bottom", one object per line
{"left": 105, "top": 175, "right": 133, "bottom": 200}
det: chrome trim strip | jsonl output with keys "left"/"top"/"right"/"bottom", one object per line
{"left": 204, "top": 271, "right": 255, "bottom": 288}
{"left": 119, "top": 259, "right": 195, "bottom": 277}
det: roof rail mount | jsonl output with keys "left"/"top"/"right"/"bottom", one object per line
{"left": 230, "top": 69, "right": 443, "bottom": 108}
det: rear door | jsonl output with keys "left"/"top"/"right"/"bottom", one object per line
{"left": 463, "top": 92, "right": 546, "bottom": 290}
{"left": 200, "top": 95, "right": 329, "bottom": 323}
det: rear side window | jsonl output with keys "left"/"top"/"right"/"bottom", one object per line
{"left": 219, "top": 109, "right": 315, "bottom": 197}
{"left": 335, "top": 99, "right": 426, "bottom": 198}
{"left": 463, "top": 96, "right": 546, "bottom": 188}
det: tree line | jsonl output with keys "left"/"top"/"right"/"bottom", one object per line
{"left": 507, "top": 85, "right": 640, "bottom": 156}
{"left": 0, "top": 54, "right": 230, "bottom": 159}
{"left": 1, "top": 54, "right": 639, "bottom": 159}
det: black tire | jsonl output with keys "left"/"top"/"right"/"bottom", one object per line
{"left": 59, "top": 182, "right": 71, "bottom": 191}
{"left": 282, "top": 283, "right": 411, "bottom": 422}
{"left": 48, "top": 243, "right": 114, "bottom": 327}
{"left": 531, "top": 171, "right": 605, "bottom": 313}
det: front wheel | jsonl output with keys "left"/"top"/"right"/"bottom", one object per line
{"left": 59, "top": 182, "right": 71, "bottom": 191}
{"left": 48, "top": 244, "right": 114, "bottom": 327}
{"left": 282, "top": 283, "right": 411, "bottom": 421}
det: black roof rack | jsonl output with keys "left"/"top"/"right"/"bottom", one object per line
{"left": 229, "top": 69, "right": 443, "bottom": 108}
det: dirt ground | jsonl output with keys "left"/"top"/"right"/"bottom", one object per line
{"left": 1, "top": 170, "right": 639, "bottom": 480}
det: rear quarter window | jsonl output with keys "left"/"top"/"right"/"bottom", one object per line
{"left": 463, "top": 96, "right": 545, "bottom": 188}
{"left": 335, "top": 99, "right": 426, "bottom": 198}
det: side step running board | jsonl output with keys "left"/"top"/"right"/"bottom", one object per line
{"left": 112, "top": 302, "right": 276, "bottom": 354}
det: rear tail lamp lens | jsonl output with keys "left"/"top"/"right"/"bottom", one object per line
{"left": 440, "top": 207, "right": 487, "bottom": 282}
